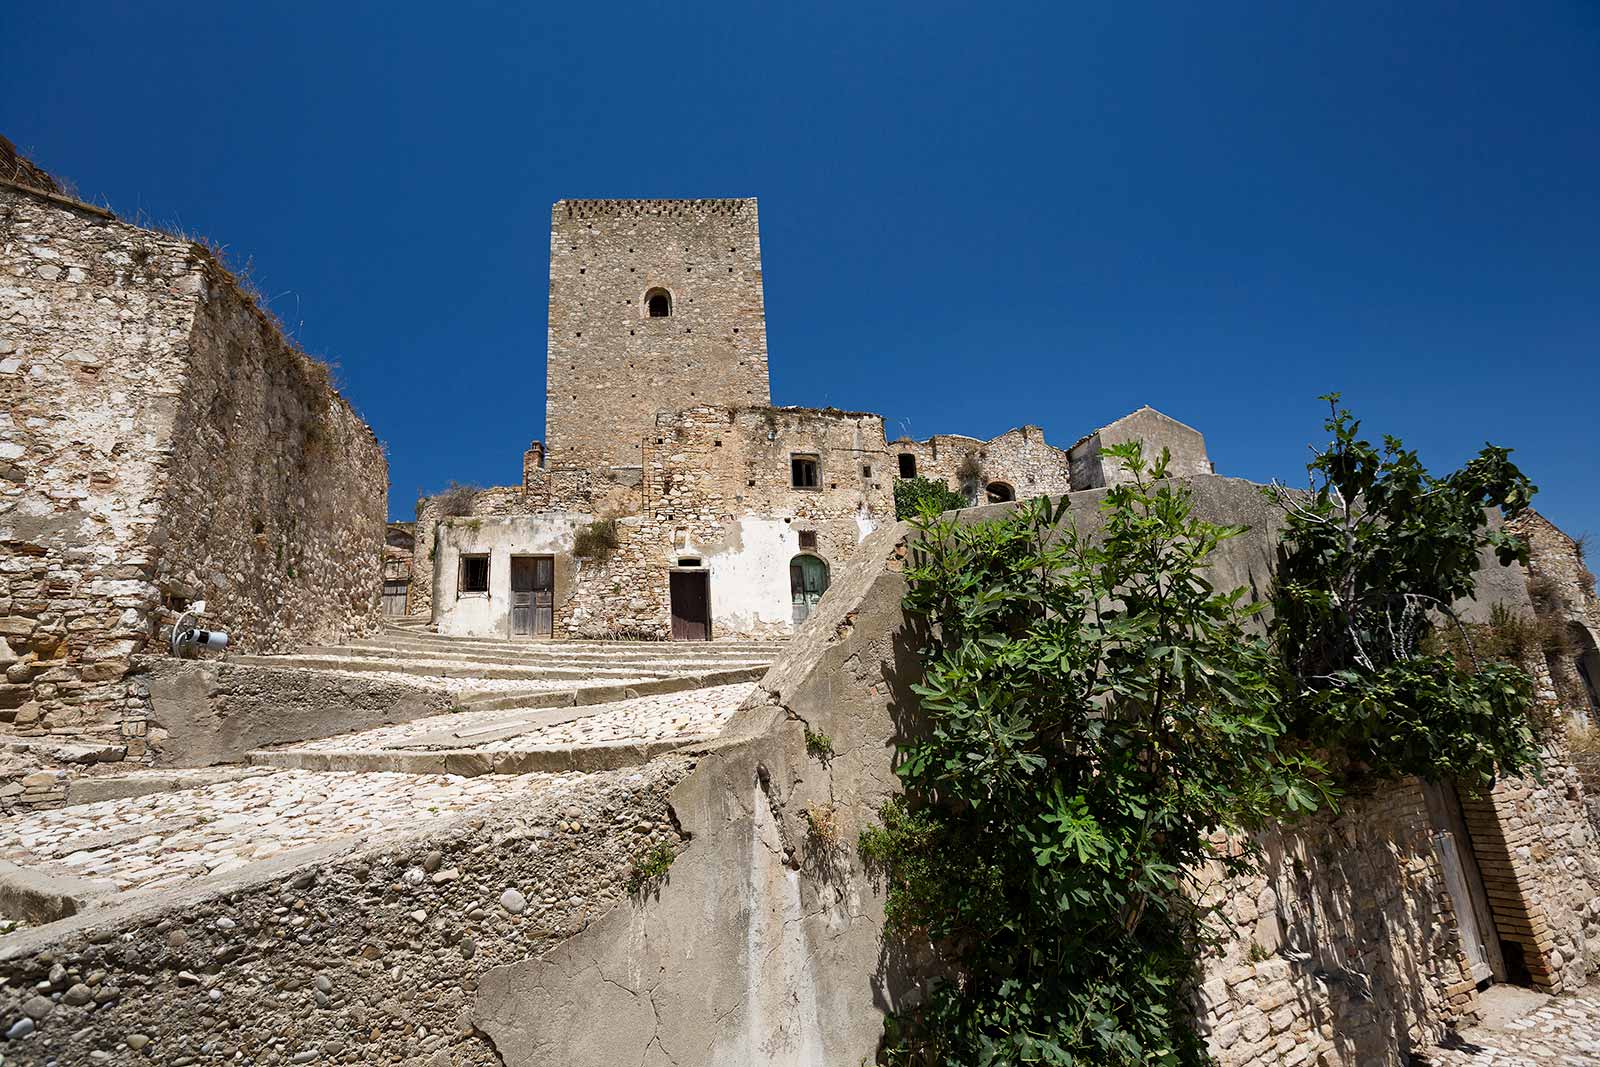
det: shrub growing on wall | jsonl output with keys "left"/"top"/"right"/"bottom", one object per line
{"left": 865, "top": 399, "right": 1545, "bottom": 1064}
{"left": 573, "top": 518, "right": 620, "bottom": 564}
{"left": 893, "top": 476, "right": 968, "bottom": 521}
{"left": 1268, "top": 395, "right": 1542, "bottom": 787}
{"left": 864, "top": 445, "right": 1329, "bottom": 1065}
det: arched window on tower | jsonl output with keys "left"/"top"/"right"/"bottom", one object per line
{"left": 645, "top": 288, "right": 672, "bottom": 318}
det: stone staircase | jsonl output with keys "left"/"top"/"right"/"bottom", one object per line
{"left": 226, "top": 628, "right": 785, "bottom": 776}
{"left": 227, "top": 629, "right": 780, "bottom": 699}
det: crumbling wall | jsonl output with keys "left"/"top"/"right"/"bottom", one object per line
{"left": 887, "top": 425, "right": 1073, "bottom": 503}
{"left": 0, "top": 185, "right": 200, "bottom": 747}
{"left": 0, "top": 177, "right": 386, "bottom": 763}
{"left": 154, "top": 259, "right": 386, "bottom": 657}
{"left": 563, "top": 405, "right": 894, "bottom": 639}
{"left": 1198, "top": 783, "right": 1477, "bottom": 1065}
{"left": 1512, "top": 510, "right": 1600, "bottom": 723}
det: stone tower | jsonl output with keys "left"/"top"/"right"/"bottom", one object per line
{"left": 545, "top": 199, "right": 772, "bottom": 473}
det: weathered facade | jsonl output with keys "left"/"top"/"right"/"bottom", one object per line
{"left": 411, "top": 198, "right": 1211, "bottom": 641}
{"left": 0, "top": 165, "right": 385, "bottom": 771}
{"left": 545, "top": 199, "right": 772, "bottom": 473}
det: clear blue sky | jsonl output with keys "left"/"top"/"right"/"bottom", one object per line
{"left": 5, "top": 3, "right": 1596, "bottom": 540}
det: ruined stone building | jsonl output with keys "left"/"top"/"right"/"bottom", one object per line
{"left": 405, "top": 199, "right": 1211, "bottom": 641}
{"left": 0, "top": 146, "right": 386, "bottom": 789}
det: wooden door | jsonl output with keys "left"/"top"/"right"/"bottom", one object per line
{"left": 511, "top": 557, "right": 555, "bottom": 638}
{"left": 670, "top": 570, "right": 710, "bottom": 641}
{"left": 532, "top": 557, "right": 554, "bottom": 637}
{"left": 789, "top": 555, "right": 830, "bottom": 625}
{"left": 381, "top": 580, "right": 409, "bottom": 616}
{"left": 1423, "top": 781, "right": 1505, "bottom": 984}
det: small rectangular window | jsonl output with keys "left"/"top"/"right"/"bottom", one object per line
{"left": 862, "top": 465, "right": 873, "bottom": 479}
{"left": 459, "top": 555, "right": 490, "bottom": 594}
{"left": 898, "top": 453, "right": 917, "bottom": 478}
{"left": 798, "top": 531, "right": 818, "bottom": 550}
{"left": 791, "top": 454, "right": 820, "bottom": 489}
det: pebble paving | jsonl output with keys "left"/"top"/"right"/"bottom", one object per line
{"left": 0, "top": 768, "right": 580, "bottom": 895}
{"left": 1426, "top": 987, "right": 1600, "bottom": 1066}
{"left": 279, "top": 682, "right": 758, "bottom": 753}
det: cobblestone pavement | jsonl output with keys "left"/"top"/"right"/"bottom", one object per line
{"left": 0, "top": 768, "right": 583, "bottom": 895}
{"left": 280, "top": 682, "right": 757, "bottom": 753}
{"left": 1426, "top": 986, "right": 1600, "bottom": 1065}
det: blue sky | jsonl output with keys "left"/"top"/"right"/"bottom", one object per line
{"left": 5, "top": 3, "right": 1596, "bottom": 540}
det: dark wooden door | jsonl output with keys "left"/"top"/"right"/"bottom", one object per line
{"left": 670, "top": 570, "right": 711, "bottom": 641}
{"left": 511, "top": 557, "right": 554, "bottom": 637}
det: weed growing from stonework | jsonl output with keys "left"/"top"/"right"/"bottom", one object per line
{"left": 574, "top": 518, "right": 620, "bottom": 564}
{"left": 803, "top": 726, "right": 834, "bottom": 763}
{"left": 865, "top": 445, "right": 1331, "bottom": 1066}
{"left": 1267, "top": 395, "right": 1542, "bottom": 788}
{"left": 627, "top": 842, "right": 676, "bottom": 898}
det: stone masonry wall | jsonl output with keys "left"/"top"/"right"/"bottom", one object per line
{"left": 0, "top": 185, "right": 201, "bottom": 747}
{"left": 151, "top": 261, "right": 385, "bottom": 660}
{"left": 1511, "top": 510, "right": 1600, "bottom": 723}
{"left": 546, "top": 199, "right": 772, "bottom": 473}
{"left": 1198, "top": 781, "right": 1477, "bottom": 1066}
{"left": 1458, "top": 752, "right": 1600, "bottom": 994}
{"left": 0, "top": 178, "right": 385, "bottom": 761}
{"left": 563, "top": 405, "right": 893, "bottom": 638}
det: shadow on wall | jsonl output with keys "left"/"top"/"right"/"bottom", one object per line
{"left": 1262, "top": 796, "right": 1457, "bottom": 1065}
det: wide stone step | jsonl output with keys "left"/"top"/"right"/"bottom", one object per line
{"left": 300, "top": 643, "right": 772, "bottom": 670}
{"left": 450, "top": 665, "right": 763, "bottom": 709}
{"left": 227, "top": 654, "right": 670, "bottom": 683}
{"left": 246, "top": 737, "right": 691, "bottom": 776}
{"left": 356, "top": 633, "right": 782, "bottom": 654}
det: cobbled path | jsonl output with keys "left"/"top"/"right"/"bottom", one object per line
{"left": 0, "top": 768, "right": 584, "bottom": 895}
{"left": 1426, "top": 987, "right": 1600, "bottom": 1065}
{"left": 279, "top": 682, "right": 757, "bottom": 753}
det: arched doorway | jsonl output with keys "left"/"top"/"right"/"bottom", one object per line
{"left": 986, "top": 481, "right": 1015, "bottom": 503}
{"left": 790, "top": 554, "right": 830, "bottom": 625}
